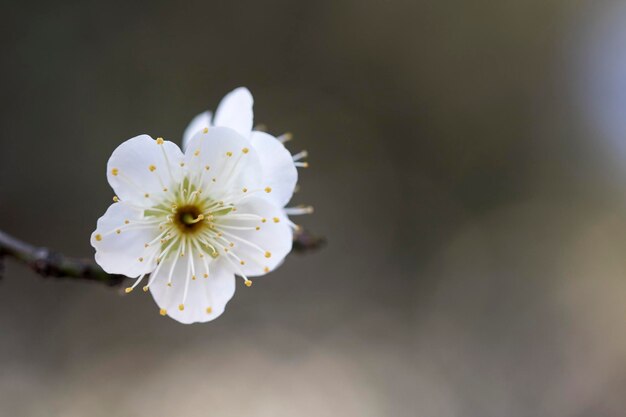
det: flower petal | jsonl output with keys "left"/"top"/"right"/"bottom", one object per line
{"left": 213, "top": 87, "right": 254, "bottom": 137}
{"left": 182, "top": 111, "right": 212, "bottom": 151}
{"left": 149, "top": 254, "right": 236, "bottom": 324}
{"left": 107, "top": 135, "right": 184, "bottom": 206}
{"left": 184, "top": 126, "right": 263, "bottom": 195}
{"left": 249, "top": 131, "right": 298, "bottom": 207}
{"left": 91, "top": 202, "right": 160, "bottom": 278}
{"left": 217, "top": 196, "right": 293, "bottom": 277}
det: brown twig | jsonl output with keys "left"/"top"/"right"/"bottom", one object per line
{"left": 0, "top": 229, "right": 126, "bottom": 286}
{"left": 0, "top": 228, "right": 324, "bottom": 287}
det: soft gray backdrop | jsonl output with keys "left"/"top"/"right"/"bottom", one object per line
{"left": 1, "top": 1, "right": 626, "bottom": 416}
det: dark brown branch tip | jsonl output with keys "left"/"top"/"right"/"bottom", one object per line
{"left": 293, "top": 228, "right": 326, "bottom": 253}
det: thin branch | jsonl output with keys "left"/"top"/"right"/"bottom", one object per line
{"left": 0, "top": 228, "right": 324, "bottom": 287}
{"left": 0, "top": 229, "right": 125, "bottom": 286}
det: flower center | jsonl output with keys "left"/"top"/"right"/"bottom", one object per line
{"left": 174, "top": 204, "right": 206, "bottom": 234}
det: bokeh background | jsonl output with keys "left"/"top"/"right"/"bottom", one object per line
{"left": 2, "top": 0, "right": 626, "bottom": 416}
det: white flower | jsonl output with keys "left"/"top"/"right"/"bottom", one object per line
{"left": 91, "top": 88, "right": 310, "bottom": 324}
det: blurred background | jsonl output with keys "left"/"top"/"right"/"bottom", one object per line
{"left": 1, "top": 0, "right": 626, "bottom": 416}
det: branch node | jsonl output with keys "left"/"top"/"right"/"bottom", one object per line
{"left": 32, "top": 248, "right": 58, "bottom": 277}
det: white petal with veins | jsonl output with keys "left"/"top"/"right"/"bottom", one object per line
{"left": 107, "top": 135, "right": 184, "bottom": 206}
{"left": 184, "top": 127, "right": 263, "bottom": 193}
{"left": 213, "top": 87, "right": 254, "bottom": 137}
{"left": 216, "top": 196, "right": 293, "bottom": 277}
{"left": 91, "top": 202, "right": 160, "bottom": 277}
{"left": 249, "top": 131, "right": 298, "bottom": 207}
{"left": 149, "top": 254, "right": 235, "bottom": 324}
